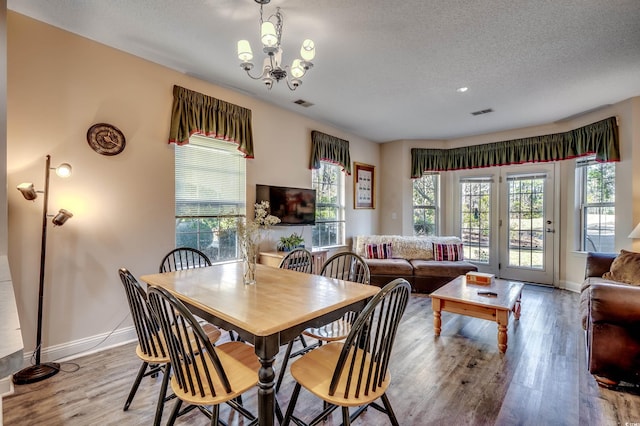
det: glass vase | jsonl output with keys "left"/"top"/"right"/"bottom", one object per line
{"left": 243, "top": 246, "right": 257, "bottom": 285}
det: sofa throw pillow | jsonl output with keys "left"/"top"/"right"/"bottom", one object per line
{"left": 364, "top": 243, "right": 392, "bottom": 259}
{"left": 602, "top": 249, "right": 640, "bottom": 285}
{"left": 433, "top": 242, "right": 464, "bottom": 261}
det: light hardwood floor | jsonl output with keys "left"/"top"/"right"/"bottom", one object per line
{"left": 4, "top": 285, "right": 640, "bottom": 425}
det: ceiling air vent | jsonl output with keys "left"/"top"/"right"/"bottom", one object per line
{"left": 293, "top": 99, "right": 314, "bottom": 107}
{"left": 471, "top": 108, "right": 493, "bottom": 116}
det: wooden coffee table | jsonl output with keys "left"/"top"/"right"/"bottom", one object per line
{"left": 430, "top": 275, "right": 524, "bottom": 353}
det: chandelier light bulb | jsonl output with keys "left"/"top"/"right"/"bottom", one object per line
{"left": 262, "top": 56, "right": 273, "bottom": 72}
{"left": 300, "top": 39, "right": 315, "bottom": 61}
{"left": 291, "top": 59, "right": 305, "bottom": 78}
{"left": 261, "top": 21, "right": 278, "bottom": 47}
{"left": 274, "top": 49, "right": 283, "bottom": 67}
{"left": 237, "top": 40, "right": 253, "bottom": 62}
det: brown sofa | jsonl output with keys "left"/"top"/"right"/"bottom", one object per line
{"left": 581, "top": 251, "right": 640, "bottom": 386}
{"left": 352, "top": 235, "right": 477, "bottom": 293}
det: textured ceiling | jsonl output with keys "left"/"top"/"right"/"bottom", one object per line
{"left": 7, "top": 0, "right": 640, "bottom": 142}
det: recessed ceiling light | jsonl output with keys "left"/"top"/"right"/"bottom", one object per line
{"left": 456, "top": 87, "right": 468, "bottom": 93}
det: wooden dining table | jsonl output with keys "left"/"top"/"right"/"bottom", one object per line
{"left": 140, "top": 261, "right": 379, "bottom": 426}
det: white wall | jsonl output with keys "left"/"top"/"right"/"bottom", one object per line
{"left": 6, "top": 12, "right": 380, "bottom": 361}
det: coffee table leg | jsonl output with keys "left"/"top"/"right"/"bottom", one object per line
{"left": 513, "top": 292, "right": 522, "bottom": 320}
{"left": 497, "top": 310, "right": 508, "bottom": 353}
{"left": 432, "top": 298, "right": 442, "bottom": 336}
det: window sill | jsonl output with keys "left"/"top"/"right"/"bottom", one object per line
{"left": 315, "top": 244, "right": 348, "bottom": 251}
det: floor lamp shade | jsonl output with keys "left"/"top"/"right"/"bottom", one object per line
{"left": 629, "top": 223, "right": 640, "bottom": 239}
{"left": 13, "top": 155, "right": 73, "bottom": 385}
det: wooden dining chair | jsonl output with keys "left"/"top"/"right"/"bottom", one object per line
{"left": 146, "top": 285, "right": 260, "bottom": 426}
{"left": 278, "top": 247, "right": 313, "bottom": 273}
{"left": 282, "top": 278, "right": 411, "bottom": 426}
{"left": 119, "top": 268, "right": 222, "bottom": 426}
{"left": 159, "top": 248, "right": 238, "bottom": 341}
{"left": 118, "top": 268, "right": 173, "bottom": 426}
{"left": 159, "top": 247, "right": 212, "bottom": 272}
{"left": 276, "top": 252, "right": 371, "bottom": 393}
{"left": 275, "top": 247, "right": 314, "bottom": 393}
{"left": 302, "top": 252, "right": 371, "bottom": 343}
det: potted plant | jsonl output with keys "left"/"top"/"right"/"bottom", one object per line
{"left": 277, "top": 232, "right": 305, "bottom": 252}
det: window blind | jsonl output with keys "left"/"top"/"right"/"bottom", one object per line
{"left": 175, "top": 136, "right": 246, "bottom": 217}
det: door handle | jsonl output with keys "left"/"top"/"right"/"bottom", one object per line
{"left": 546, "top": 228, "right": 555, "bottom": 233}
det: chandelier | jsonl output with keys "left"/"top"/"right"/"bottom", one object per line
{"left": 237, "top": 0, "right": 315, "bottom": 90}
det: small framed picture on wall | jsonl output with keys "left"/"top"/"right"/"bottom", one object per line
{"left": 354, "top": 162, "right": 375, "bottom": 209}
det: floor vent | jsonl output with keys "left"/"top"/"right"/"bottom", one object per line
{"left": 471, "top": 108, "right": 494, "bottom": 116}
{"left": 293, "top": 99, "right": 314, "bottom": 107}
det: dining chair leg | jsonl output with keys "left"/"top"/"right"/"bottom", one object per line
{"left": 275, "top": 398, "right": 283, "bottom": 424}
{"left": 282, "top": 382, "right": 302, "bottom": 426}
{"left": 152, "top": 363, "right": 171, "bottom": 426}
{"left": 124, "top": 361, "right": 148, "bottom": 410}
{"left": 209, "top": 404, "right": 219, "bottom": 426}
{"left": 381, "top": 393, "right": 400, "bottom": 426}
{"left": 275, "top": 340, "right": 295, "bottom": 393}
{"left": 298, "top": 335, "right": 308, "bottom": 348}
{"left": 342, "top": 406, "right": 351, "bottom": 426}
{"left": 167, "top": 398, "right": 183, "bottom": 426}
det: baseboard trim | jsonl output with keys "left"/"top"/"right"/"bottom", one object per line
{"left": 18, "top": 326, "right": 137, "bottom": 367}
{"left": 557, "top": 279, "right": 582, "bottom": 293}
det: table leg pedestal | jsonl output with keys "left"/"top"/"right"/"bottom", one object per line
{"left": 255, "top": 336, "right": 279, "bottom": 426}
{"left": 257, "top": 355, "right": 276, "bottom": 426}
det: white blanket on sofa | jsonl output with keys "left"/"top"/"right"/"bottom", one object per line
{"left": 353, "top": 235, "right": 463, "bottom": 260}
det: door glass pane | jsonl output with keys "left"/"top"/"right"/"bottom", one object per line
{"left": 460, "top": 180, "right": 491, "bottom": 263}
{"left": 507, "top": 175, "right": 545, "bottom": 269}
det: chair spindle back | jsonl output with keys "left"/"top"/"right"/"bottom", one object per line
{"left": 279, "top": 248, "right": 314, "bottom": 274}
{"left": 159, "top": 247, "right": 212, "bottom": 273}
{"left": 147, "top": 285, "right": 232, "bottom": 398}
{"left": 328, "top": 278, "right": 410, "bottom": 399}
{"left": 118, "top": 268, "right": 167, "bottom": 359}
{"left": 320, "top": 252, "right": 370, "bottom": 284}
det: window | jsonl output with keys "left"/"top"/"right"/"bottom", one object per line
{"left": 460, "top": 177, "right": 492, "bottom": 263}
{"left": 577, "top": 156, "right": 615, "bottom": 252}
{"left": 412, "top": 173, "right": 439, "bottom": 235}
{"left": 175, "top": 136, "right": 246, "bottom": 262}
{"left": 312, "top": 162, "right": 345, "bottom": 247}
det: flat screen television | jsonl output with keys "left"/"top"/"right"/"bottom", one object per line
{"left": 256, "top": 184, "right": 316, "bottom": 225}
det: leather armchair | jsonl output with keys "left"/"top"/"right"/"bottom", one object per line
{"left": 583, "top": 253, "right": 640, "bottom": 386}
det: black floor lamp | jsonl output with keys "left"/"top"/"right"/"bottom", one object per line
{"left": 13, "top": 155, "right": 73, "bottom": 385}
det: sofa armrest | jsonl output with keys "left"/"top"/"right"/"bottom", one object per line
{"left": 590, "top": 283, "right": 640, "bottom": 326}
{"left": 585, "top": 252, "right": 617, "bottom": 279}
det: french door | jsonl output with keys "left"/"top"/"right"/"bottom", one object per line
{"left": 456, "top": 164, "right": 556, "bottom": 285}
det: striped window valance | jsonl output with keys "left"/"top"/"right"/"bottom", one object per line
{"left": 411, "top": 116, "right": 619, "bottom": 177}
{"left": 309, "top": 130, "right": 352, "bottom": 175}
{"left": 168, "top": 85, "right": 254, "bottom": 158}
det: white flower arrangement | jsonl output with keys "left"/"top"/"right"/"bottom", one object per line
{"left": 237, "top": 201, "right": 280, "bottom": 283}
